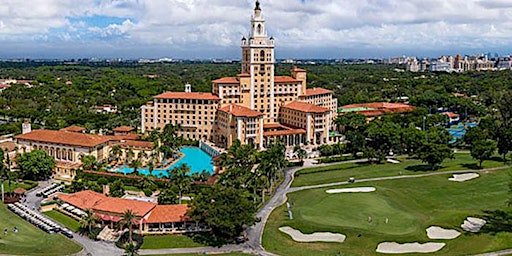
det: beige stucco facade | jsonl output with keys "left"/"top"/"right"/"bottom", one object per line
{"left": 140, "top": 2, "right": 338, "bottom": 149}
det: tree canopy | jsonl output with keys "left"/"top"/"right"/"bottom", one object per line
{"left": 17, "top": 150, "right": 55, "bottom": 180}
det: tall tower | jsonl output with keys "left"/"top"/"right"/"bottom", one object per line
{"left": 241, "top": 1, "right": 276, "bottom": 122}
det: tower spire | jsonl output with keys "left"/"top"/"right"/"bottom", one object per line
{"left": 255, "top": 0, "right": 261, "bottom": 11}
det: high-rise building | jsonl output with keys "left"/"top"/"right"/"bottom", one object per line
{"left": 141, "top": 1, "right": 338, "bottom": 149}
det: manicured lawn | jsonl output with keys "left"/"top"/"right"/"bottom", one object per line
{"left": 264, "top": 167, "right": 512, "bottom": 256}
{"left": 0, "top": 203, "right": 82, "bottom": 255}
{"left": 1, "top": 180, "right": 38, "bottom": 193}
{"left": 292, "top": 153, "right": 506, "bottom": 187}
{"left": 43, "top": 210, "right": 81, "bottom": 232}
{"left": 140, "top": 235, "right": 203, "bottom": 249}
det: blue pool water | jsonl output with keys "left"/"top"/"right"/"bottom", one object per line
{"left": 114, "top": 147, "right": 213, "bottom": 178}
{"left": 447, "top": 122, "right": 477, "bottom": 144}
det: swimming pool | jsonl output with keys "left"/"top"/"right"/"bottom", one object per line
{"left": 114, "top": 147, "right": 213, "bottom": 178}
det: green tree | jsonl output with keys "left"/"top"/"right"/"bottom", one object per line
{"left": 79, "top": 209, "right": 98, "bottom": 238}
{"left": 158, "top": 187, "right": 179, "bottom": 205}
{"left": 426, "top": 126, "right": 451, "bottom": 145}
{"left": 121, "top": 209, "right": 137, "bottom": 243}
{"left": 293, "top": 145, "right": 307, "bottom": 165}
{"left": 110, "top": 144, "right": 122, "bottom": 162}
{"left": 401, "top": 124, "right": 426, "bottom": 155}
{"left": 257, "top": 140, "right": 286, "bottom": 192}
{"left": 128, "top": 158, "right": 143, "bottom": 174}
{"left": 124, "top": 242, "right": 138, "bottom": 256}
{"left": 17, "top": 150, "right": 55, "bottom": 180}
{"left": 109, "top": 179, "right": 125, "bottom": 198}
{"left": 169, "top": 164, "right": 191, "bottom": 204}
{"left": 81, "top": 155, "right": 98, "bottom": 171}
{"left": 471, "top": 139, "right": 497, "bottom": 168}
{"left": 417, "top": 143, "right": 454, "bottom": 170}
{"left": 345, "top": 130, "right": 366, "bottom": 157}
{"left": 187, "top": 185, "right": 256, "bottom": 246}
{"left": 335, "top": 113, "right": 367, "bottom": 132}
{"left": 497, "top": 126, "right": 512, "bottom": 163}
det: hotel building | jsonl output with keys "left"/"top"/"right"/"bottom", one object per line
{"left": 141, "top": 1, "right": 338, "bottom": 149}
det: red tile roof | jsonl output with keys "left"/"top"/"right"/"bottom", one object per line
{"left": 237, "top": 73, "right": 251, "bottom": 77}
{"left": 60, "top": 125, "right": 86, "bottom": 133}
{"left": 0, "top": 141, "right": 16, "bottom": 152}
{"left": 212, "top": 77, "right": 240, "bottom": 84}
{"left": 441, "top": 112, "right": 460, "bottom": 118}
{"left": 263, "top": 129, "right": 306, "bottom": 137}
{"left": 292, "top": 67, "right": 307, "bottom": 72}
{"left": 303, "top": 88, "right": 333, "bottom": 96}
{"left": 282, "top": 101, "right": 330, "bottom": 113}
{"left": 58, "top": 190, "right": 157, "bottom": 217}
{"left": 274, "top": 76, "right": 299, "bottom": 83}
{"left": 341, "top": 102, "right": 414, "bottom": 111}
{"left": 219, "top": 104, "right": 264, "bottom": 117}
{"left": 146, "top": 205, "right": 190, "bottom": 223}
{"left": 15, "top": 130, "right": 111, "bottom": 147}
{"left": 113, "top": 126, "right": 134, "bottom": 132}
{"left": 154, "top": 92, "right": 220, "bottom": 101}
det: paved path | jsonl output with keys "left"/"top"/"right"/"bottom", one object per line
{"left": 25, "top": 180, "right": 123, "bottom": 256}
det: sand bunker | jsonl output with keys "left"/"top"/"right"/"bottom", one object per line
{"left": 326, "top": 187, "right": 376, "bottom": 194}
{"left": 461, "top": 217, "right": 486, "bottom": 233}
{"left": 376, "top": 242, "right": 446, "bottom": 254}
{"left": 278, "top": 226, "right": 346, "bottom": 243}
{"left": 449, "top": 173, "right": 479, "bottom": 182}
{"left": 426, "top": 226, "right": 461, "bottom": 239}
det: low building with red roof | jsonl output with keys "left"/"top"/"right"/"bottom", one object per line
{"left": 60, "top": 125, "right": 87, "bottom": 133}
{"left": 57, "top": 190, "right": 197, "bottom": 234}
{"left": 339, "top": 102, "right": 415, "bottom": 120}
{"left": 113, "top": 126, "right": 135, "bottom": 136}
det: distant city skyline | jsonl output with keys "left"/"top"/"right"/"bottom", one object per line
{"left": 2, "top": 0, "right": 512, "bottom": 59}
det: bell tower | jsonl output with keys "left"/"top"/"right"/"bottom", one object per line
{"left": 241, "top": 1, "right": 276, "bottom": 122}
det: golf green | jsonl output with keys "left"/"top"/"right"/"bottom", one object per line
{"left": 264, "top": 168, "right": 512, "bottom": 256}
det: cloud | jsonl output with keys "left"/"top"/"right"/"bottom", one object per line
{"left": 1, "top": 0, "right": 512, "bottom": 58}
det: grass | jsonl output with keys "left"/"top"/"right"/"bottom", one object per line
{"left": 140, "top": 235, "right": 204, "bottom": 249}
{"left": 264, "top": 167, "right": 512, "bottom": 256}
{"left": 0, "top": 203, "right": 82, "bottom": 256}
{"left": 0, "top": 180, "right": 38, "bottom": 193}
{"left": 292, "top": 153, "right": 506, "bottom": 187}
{"left": 43, "top": 210, "right": 81, "bottom": 232}
{"left": 123, "top": 185, "right": 142, "bottom": 192}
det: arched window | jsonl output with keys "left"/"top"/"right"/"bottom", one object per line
{"left": 260, "top": 50, "right": 265, "bottom": 61}
{"left": 257, "top": 24, "right": 262, "bottom": 34}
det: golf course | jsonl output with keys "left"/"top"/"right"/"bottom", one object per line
{"left": 264, "top": 156, "right": 512, "bottom": 256}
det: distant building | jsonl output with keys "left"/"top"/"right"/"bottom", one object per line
{"left": 93, "top": 105, "right": 118, "bottom": 114}
{"left": 339, "top": 102, "right": 415, "bottom": 120}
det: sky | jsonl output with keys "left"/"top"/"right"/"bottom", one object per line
{"left": 1, "top": 0, "right": 512, "bottom": 59}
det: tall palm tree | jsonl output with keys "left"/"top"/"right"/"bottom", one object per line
{"left": 257, "top": 139, "right": 286, "bottom": 192}
{"left": 121, "top": 209, "right": 137, "bottom": 242}
{"left": 170, "top": 164, "right": 191, "bottom": 204}
{"left": 79, "top": 209, "right": 98, "bottom": 236}
{"left": 294, "top": 145, "right": 307, "bottom": 164}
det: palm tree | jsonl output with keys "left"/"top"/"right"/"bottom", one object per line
{"left": 79, "top": 209, "right": 98, "bottom": 237}
{"left": 110, "top": 145, "right": 122, "bottom": 162}
{"left": 80, "top": 155, "right": 98, "bottom": 171}
{"left": 121, "top": 209, "right": 137, "bottom": 243}
{"left": 293, "top": 145, "right": 307, "bottom": 165}
{"left": 257, "top": 139, "right": 286, "bottom": 192}
{"left": 124, "top": 242, "right": 138, "bottom": 256}
{"left": 129, "top": 158, "right": 143, "bottom": 174}
{"left": 125, "top": 148, "right": 135, "bottom": 164}
{"left": 170, "top": 164, "right": 191, "bottom": 204}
